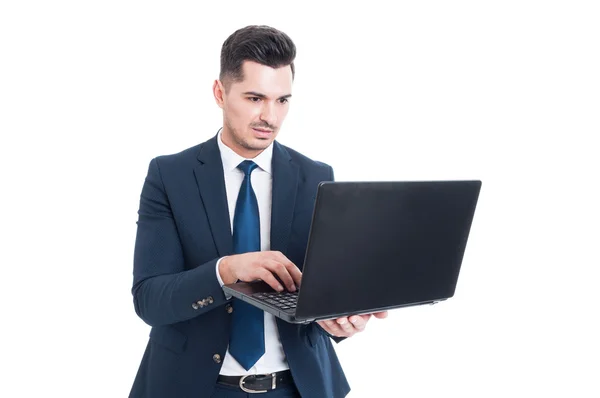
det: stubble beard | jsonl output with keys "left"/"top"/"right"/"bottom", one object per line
{"left": 225, "top": 119, "right": 274, "bottom": 153}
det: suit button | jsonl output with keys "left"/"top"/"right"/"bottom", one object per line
{"left": 213, "top": 354, "right": 222, "bottom": 364}
{"left": 208, "top": 296, "right": 214, "bottom": 304}
{"left": 225, "top": 304, "right": 233, "bottom": 314}
{"left": 197, "top": 300, "right": 205, "bottom": 308}
{"left": 192, "top": 302, "right": 199, "bottom": 310}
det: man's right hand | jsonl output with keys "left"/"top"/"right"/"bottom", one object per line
{"left": 218, "top": 251, "right": 302, "bottom": 292}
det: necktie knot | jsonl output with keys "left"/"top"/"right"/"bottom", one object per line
{"left": 238, "top": 160, "right": 258, "bottom": 176}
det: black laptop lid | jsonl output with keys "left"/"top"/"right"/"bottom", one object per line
{"left": 295, "top": 180, "right": 481, "bottom": 320}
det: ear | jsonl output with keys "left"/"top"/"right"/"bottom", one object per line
{"left": 213, "top": 79, "right": 225, "bottom": 109}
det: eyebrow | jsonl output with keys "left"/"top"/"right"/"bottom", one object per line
{"left": 243, "top": 91, "right": 292, "bottom": 100}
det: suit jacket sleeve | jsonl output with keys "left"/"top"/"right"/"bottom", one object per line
{"left": 131, "top": 158, "right": 228, "bottom": 327}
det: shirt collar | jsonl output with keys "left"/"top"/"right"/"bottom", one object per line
{"left": 217, "top": 129, "right": 273, "bottom": 174}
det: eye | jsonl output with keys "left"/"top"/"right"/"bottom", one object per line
{"left": 278, "top": 98, "right": 289, "bottom": 104}
{"left": 248, "top": 97, "right": 261, "bottom": 103}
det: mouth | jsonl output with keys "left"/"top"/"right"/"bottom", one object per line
{"left": 252, "top": 127, "right": 274, "bottom": 138}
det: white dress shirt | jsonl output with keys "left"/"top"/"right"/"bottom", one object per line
{"left": 214, "top": 130, "right": 289, "bottom": 376}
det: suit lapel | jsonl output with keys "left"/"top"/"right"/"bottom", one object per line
{"left": 270, "top": 142, "right": 299, "bottom": 254}
{"left": 194, "top": 136, "right": 233, "bottom": 257}
{"left": 193, "top": 137, "right": 298, "bottom": 257}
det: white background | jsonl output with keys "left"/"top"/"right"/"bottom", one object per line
{"left": 1, "top": 1, "right": 599, "bottom": 397}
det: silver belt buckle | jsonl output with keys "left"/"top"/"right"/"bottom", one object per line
{"left": 239, "top": 373, "right": 276, "bottom": 394}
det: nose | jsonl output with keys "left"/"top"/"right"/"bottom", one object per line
{"left": 259, "top": 102, "right": 277, "bottom": 126}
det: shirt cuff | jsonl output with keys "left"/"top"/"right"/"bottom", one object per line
{"left": 215, "top": 257, "right": 233, "bottom": 300}
{"left": 215, "top": 257, "right": 226, "bottom": 287}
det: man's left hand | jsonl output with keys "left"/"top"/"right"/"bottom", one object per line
{"left": 317, "top": 311, "right": 388, "bottom": 338}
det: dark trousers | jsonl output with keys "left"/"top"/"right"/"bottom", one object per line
{"left": 210, "top": 382, "right": 301, "bottom": 398}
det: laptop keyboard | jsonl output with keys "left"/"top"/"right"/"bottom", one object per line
{"left": 252, "top": 291, "right": 299, "bottom": 312}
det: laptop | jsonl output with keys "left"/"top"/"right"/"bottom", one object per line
{"left": 223, "top": 180, "right": 481, "bottom": 324}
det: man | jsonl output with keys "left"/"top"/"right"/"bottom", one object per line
{"left": 129, "top": 25, "right": 387, "bottom": 398}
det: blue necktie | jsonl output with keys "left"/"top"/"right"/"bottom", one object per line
{"left": 228, "top": 160, "right": 265, "bottom": 370}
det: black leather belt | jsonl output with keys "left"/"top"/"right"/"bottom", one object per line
{"left": 217, "top": 370, "right": 294, "bottom": 393}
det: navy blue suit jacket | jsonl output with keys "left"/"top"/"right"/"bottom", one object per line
{"left": 129, "top": 134, "right": 350, "bottom": 398}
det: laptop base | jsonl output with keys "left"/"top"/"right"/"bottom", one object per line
{"left": 223, "top": 281, "right": 445, "bottom": 324}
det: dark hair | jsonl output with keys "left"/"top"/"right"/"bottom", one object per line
{"left": 219, "top": 25, "right": 296, "bottom": 88}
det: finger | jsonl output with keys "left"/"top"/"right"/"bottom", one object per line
{"left": 272, "top": 251, "right": 303, "bottom": 287}
{"left": 257, "top": 268, "right": 284, "bottom": 292}
{"left": 348, "top": 315, "right": 369, "bottom": 331}
{"left": 359, "top": 314, "right": 373, "bottom": 322}
{"left": 316, "top": 320, "right": 333, "bottom": 336}
{"left": 266, "top": 260, "right": 296, "bottom": 291}
{"left": 336, "top": 317, "right": 355, "bottom": 335}
{"left": 324, "top": 319, "right": 346, "bottom": 337}
{"left": 287, "top": 264, "right": 303, "bottom": 288}
{"left": 319, "top": 319, "right": 346, "bottom": 337}
{"left": 317, "top": 321, "right": 332, "bottom": 336}
{"left": 373, "top": 311, "right": 388, "bottom": 319}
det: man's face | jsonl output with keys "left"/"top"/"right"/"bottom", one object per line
{"left": 214, "top": 61, "right": 293, "bottom": 158}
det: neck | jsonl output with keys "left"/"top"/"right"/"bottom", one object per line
{"left": 220, "top": 128, "right": 263, "bottom": 159}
